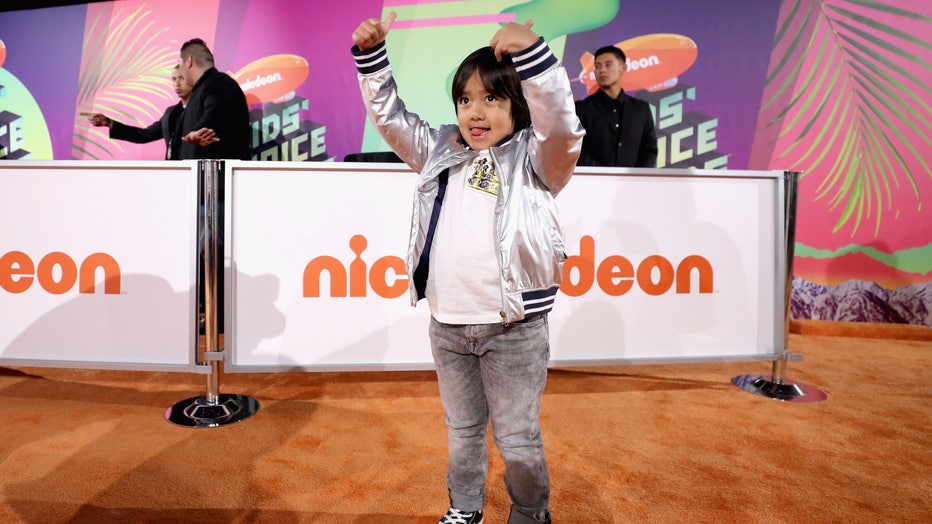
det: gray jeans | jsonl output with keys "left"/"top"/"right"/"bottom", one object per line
{"left": 429, "top": 315, "right": 552, "bottom": 523}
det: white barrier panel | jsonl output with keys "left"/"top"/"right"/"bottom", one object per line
{"left": 0, "top": 161, "right": 199, "bottom": 370}
{"left": 227, "top": 162, "right": 786, "bottom": 371}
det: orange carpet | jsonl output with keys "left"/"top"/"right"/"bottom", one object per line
{"left": 0, "top": 320, "right": 929, "bottom": 523}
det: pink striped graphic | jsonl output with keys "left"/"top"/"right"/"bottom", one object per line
{"left": 383, "top": 0, "right": 465, "bottom": 5}
{"left": 391, "top": 13, "right": 516, "bottom": 29}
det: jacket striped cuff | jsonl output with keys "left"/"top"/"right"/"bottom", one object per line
{"left": 352, "top": 41, "right": 389, "bottom": 74}
{"left": 511, "top": 37, "right": 557, "bottom": 80}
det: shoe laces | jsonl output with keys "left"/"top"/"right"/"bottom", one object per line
{"left": 439, "top": 508, "right": 476, "bottom": 524}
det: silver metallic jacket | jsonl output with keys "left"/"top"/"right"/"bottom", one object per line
{"left": 353, "top": 38, "right": 584, "bottom": 323}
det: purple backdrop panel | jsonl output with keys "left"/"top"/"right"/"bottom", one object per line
{"left": 564, "top": 0, "right": 782, "bottom": 170}
{"left": 228, "top": 1, "right": 384, "bottom": 162}
{"left": 0, "top": 5, "right": 86, "bottom": 159}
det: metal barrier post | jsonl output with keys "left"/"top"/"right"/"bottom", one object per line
{"left": 166, "top": 159, "right": 260, "bottom": 426}
{"left": 732, "top": 171, "right": 827, "bottom": 402}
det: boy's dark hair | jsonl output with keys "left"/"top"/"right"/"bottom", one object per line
{"left": 451, "top": 47, "right": 531, "bottom": 132}
{"left": 594, "top": 45, "right": 626, "bottom": 63}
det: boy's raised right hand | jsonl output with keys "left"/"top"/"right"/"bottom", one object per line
{"left": 353, "top": 11, "right": 397, "bottom": 51}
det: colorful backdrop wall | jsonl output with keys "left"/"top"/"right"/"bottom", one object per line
{"left": 1, "top": 0, "right": 930, "bottom": 327}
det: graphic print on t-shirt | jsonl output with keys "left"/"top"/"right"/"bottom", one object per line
{"left": 467, "top": 155, "right": 499, "bottom": 197}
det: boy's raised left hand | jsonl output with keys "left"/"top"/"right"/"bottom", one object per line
{"left": 490, "top": 20, "right": 538, "bottom": 61}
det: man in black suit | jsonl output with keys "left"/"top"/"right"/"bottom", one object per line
{"left": 575, "top": 45, "right": 658, "bottom": 168}
{"left": 83, "top": 65, "right": 192, "bottom": 159}
{"left": 174, "top": 37, "right": 250, "bottom": 160}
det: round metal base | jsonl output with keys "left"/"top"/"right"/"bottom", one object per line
{"left": 732, "top": 374, "right": 827, "bottom": 403}
{"left": 165, "top": 394, "right": 260, "bottom": 428}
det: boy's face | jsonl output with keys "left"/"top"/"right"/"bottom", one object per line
{"left": 457, "top": 71, "right": 514, "bottom": 151}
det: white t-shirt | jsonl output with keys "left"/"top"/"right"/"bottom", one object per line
{"left": 425, "top": 150, "right": 503, "bottom": 324}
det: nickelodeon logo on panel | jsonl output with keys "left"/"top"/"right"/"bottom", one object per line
{"left": 561, "top": 236, "right": 713, "bottom": 296}
{"left": 579, "top": 33, "right": 698, "bottom": 93}
{"left": 231, "top": 54, "right": 309, "bottom": 106}
{"left": 0, "top": 251, "right": 121, "bottom": 294}
{"left": 302, "top": 235, "right": 713, "bottom": 299}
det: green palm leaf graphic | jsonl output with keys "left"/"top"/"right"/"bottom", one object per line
{"left": 71, "top": 3, "right": 177, "bottom": 160}
{"left": 762, "top": 0, "right": 932, "bottom": 236}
